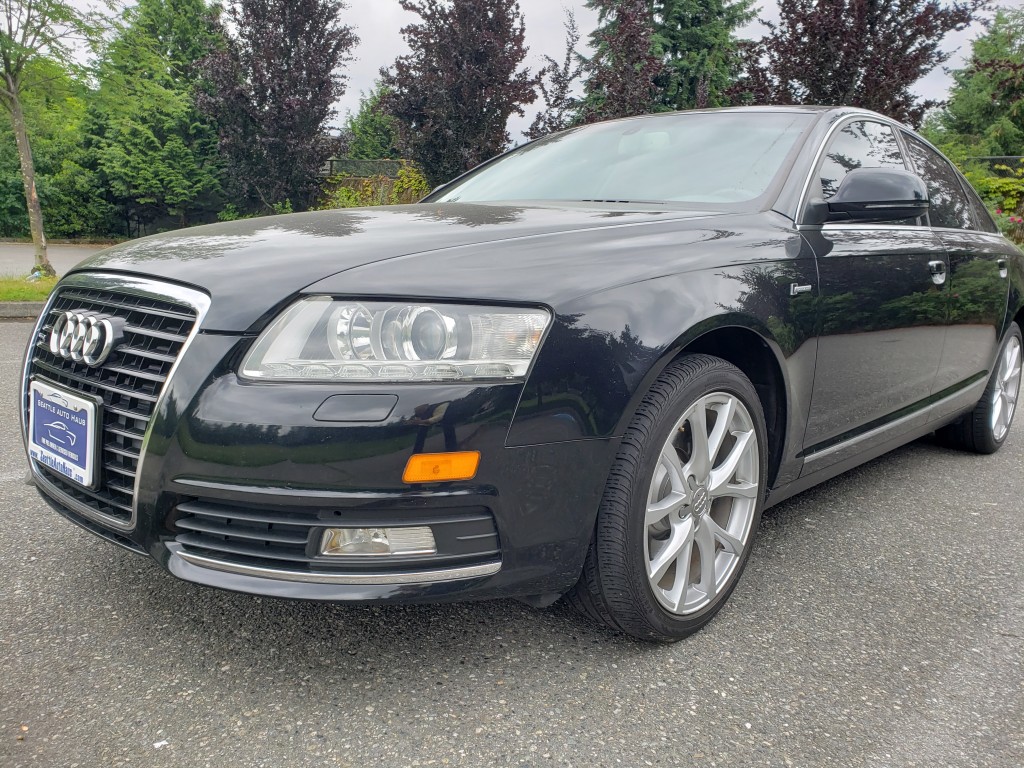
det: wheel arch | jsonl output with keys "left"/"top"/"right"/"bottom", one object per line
{"left": 1012, "top": 302, "right": 1024, "bottom": 337}
{"left": 619, "top": 315, "right": 792, "bottom": 490}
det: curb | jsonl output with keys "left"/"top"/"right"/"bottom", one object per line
{"left": 0, "top": 301, "right": 45, "bottom": 319}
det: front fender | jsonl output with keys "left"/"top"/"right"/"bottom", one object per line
{"left": 506, "top": 258, "right": 818, "bottom": 450}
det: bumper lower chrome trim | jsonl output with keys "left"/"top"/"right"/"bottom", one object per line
{"left": 169, "top": 544, "right": 501, "bottom": 585}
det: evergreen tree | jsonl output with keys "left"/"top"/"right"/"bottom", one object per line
{"left": 86, "top": 0, "right": 225, "bottom": 235}
{"left": 652, "top": 0, "right": 754, "bottom": 110}
{"left": 382, "top": 0, "right": 537, "bottom": 187}
{"left": 199, "top": 0, "right": 358, "bottom": 211}
{"left": 939, "top": 9, "right": 1024, "bottom": 156}
{"left": 582, "top": 0, "right": 753, "bottom": 119}
{"left": 344, "top": 85, "right": 400, "bottom": 160}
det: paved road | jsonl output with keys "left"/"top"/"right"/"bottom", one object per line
{"left": 1, "top": 320, "right": 1022, "bottom": 767}
{"left": 0, "top": 243, "right": 106, "bottom": 276}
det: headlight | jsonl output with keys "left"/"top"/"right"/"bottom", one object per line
{"left": 240, "top": 297, "right": 551, "bottom": 383}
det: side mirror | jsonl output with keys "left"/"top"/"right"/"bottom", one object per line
{"left": 824, "top": 168, "right": 930, "bottom": 223}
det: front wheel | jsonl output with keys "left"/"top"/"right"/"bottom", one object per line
{"left": 568, "top": 355, "right": 768, "bottom": 641}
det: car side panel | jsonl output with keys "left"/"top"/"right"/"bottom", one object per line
{"left": 798, "top": 225, "right": 949, "bottom": 458}
{"left": 931, "top": 231, "right": 1011, "bottom": 410}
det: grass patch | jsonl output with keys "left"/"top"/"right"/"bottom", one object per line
{"left": 0, "top": 275, "right": 58, "bottom": 301}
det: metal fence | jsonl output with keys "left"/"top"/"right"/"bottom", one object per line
{"left": 966, "top": 156, "right": 1024, "bottom": 175}
{"left": 320, "top": 158, "right": 403, "bottom": 178}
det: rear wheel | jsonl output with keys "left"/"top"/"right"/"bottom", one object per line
{"left": 939, "top": 322, "right": 1022, "bottom": 454}
{"left": 568, "top": 355, "right": 768, "bottom": 641}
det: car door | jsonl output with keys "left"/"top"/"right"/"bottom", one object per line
{"left": 900, "top": 131, "right": 1011, "bottom": 422}
{"left": 799, "top": 119, "right": 949, "bottom": 472}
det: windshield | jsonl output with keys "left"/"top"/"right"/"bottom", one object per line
{"left": 432, "top": 111, "right": 814, "bottom": 207}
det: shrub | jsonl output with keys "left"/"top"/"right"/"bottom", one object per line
{"left": 316, "top": 162, "right": 431, "bottom": 210}
{"left": 962, "top": 160, "right": 1024, "bottom": 244}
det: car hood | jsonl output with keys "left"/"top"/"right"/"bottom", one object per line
{"left": 72, "top": 202, "right": 736, "bottom": 331}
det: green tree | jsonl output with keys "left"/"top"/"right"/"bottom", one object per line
{"left": 582, "top": 0, "right": 753, "bottom": 119}
{"left": 1, "top": 0, "right": 103, "bottom": 275}
{"left": 344, "top": 84, "right": 400, "bottom": 160}
{"left": 0, "top": 58, "right": 112, "bottom": 239}
{"left": 652, "top": 0, "right": 754, "bottom": 110}
{"left": 936, "top": 9, "right": 1024, "bottom": 156}
{"left": 923, "top": 9, "right": 1024, "bottom": 241}
{"left": 86, "top": 0, "right": 225, "bottom": 235}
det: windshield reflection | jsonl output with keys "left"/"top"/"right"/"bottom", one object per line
{"left": 432, "top": 111, "right": 815, "bottom": 208}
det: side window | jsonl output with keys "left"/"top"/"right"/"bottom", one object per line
{"left": 902, "top": 132, "right": 974, "bottom": 230}
{"left": 961, "top": 177, "right": 1000, "bottom": 234}
{"left": 818, "top": 120, "right": 906, "bottom": 199}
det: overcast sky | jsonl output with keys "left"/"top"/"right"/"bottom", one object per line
{"left": 337, "top": 0, "right": 1005, "bottom": 138}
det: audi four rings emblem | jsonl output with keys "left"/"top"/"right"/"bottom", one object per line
{"left": 49, "top": 311, "right": 123, "bottom": 367}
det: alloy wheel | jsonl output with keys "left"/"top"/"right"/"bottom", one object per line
{"left": 991, "top": 335, "right": 1022, "bottom": 442}
{"left": 643, "top": 392, "right": 760, "bottom": 616}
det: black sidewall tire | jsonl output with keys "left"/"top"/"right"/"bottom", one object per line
{"left": 589, "top": 355, "right": 769, "bottom": 642}
{"left": 941, "top": 322, "right": 1024, "bottom": 455}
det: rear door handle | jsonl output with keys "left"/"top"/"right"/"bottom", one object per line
{"left": 928, "top": 260, "right": 947, "bottom": 286}
{"left": 998, "top": 259, "right": 1008, "bottom": 279}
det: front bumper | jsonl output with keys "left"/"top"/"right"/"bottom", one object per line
{"left": 24, "top": 275, "right": 618, "bottom": 603}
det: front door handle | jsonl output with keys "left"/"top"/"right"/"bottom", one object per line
{"left": 928, "top": 260, "right": 947, "bottom": 286}
{"left": 789, "top": 283, "right": 813, "bottom": 297}
{"left": 998, "top": 259, "right": 1008, "bottom": 279}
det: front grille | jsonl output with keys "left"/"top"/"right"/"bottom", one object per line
{"left": 26, "top": 285, "right": 198, "bottom": 524}
{"left": 173, "top": 498, "right": 501, "bottom": 573}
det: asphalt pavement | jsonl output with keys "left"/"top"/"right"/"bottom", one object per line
{"left": 0, "top": 243, "right": 105, "bottom": 277}
{"left": 1, "top": 320, "right": 1022, "bottom": 767}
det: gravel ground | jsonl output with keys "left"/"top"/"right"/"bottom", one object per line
{"left": 1, "top": 320, "right": 1022, "bottom": 767}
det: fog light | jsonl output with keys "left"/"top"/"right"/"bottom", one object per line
{"left": 402, "top": 451, "right": 480, "bottom": 483}
{"left": 320, "top": 526, "right": 437, "bottom": 556}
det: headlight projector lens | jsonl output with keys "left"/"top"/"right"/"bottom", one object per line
{"left": 405, "top": 307, "right": 456, "bottom": 361}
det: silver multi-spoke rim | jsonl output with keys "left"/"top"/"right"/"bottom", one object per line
{"left": 991, "top": 335, "right": 1022, "bottom": 442}
{"left": 643, "top": 392, "right": 760, "bottom": 616}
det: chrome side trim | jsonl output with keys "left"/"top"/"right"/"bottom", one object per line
{"left": 803, "top": 407, "right": 924, "bottom": 469}
{"left": 817, "top": 223, "right": 933, "bottom": 233}
{"left": 170, "top": 545, "right": 501, "bottom": 585}
{"left": 22, "top": 273, "right": 211, "bottom": 533}
{"left": 803, "top": 379, "right": 987, "bottom": 470}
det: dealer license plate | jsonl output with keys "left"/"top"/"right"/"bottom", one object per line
{"left": 28, "top": 380, "right": 100, "bottom": 489}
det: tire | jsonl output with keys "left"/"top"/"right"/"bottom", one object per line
{"left": 567, "top": 354, "right": 768, "bottom": 642}
{"left": 938, "top": 322, "right": 1023, "bottom": 455}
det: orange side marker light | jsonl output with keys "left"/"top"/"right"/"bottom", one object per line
{"left": 402, "top": 451, "right": 481, "bottom": 483}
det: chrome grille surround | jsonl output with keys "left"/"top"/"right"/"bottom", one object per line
{"left": 21, "top": 273, "right": 211, "bottom": 532}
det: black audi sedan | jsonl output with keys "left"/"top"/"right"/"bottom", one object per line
{"left": 22, "top": 107, "right": 1023, "bottom": 641}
